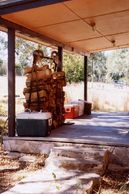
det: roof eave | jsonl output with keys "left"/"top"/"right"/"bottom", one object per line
{"left": 0, "top": 0, "right": 69, "bottom": 15}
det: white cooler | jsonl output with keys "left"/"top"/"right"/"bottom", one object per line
{"left": 71, "top": 100, "right": 84, "bottom": 116}
{"left": 16, "top": 112, "right": 52, "bottom": 137}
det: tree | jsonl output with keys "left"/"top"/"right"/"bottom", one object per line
{"left": 16, "top": 38, "right": 49, "bottom": 75}
{"left": 63, "top": 51, "right": 107, "bottom": 83}
{"left": 15, "top": 37, "right": 38, "bottom": 75}
{"left": 88, "top": 52, "right": 107, "bottom": 82}
{"left": 63, "top": 52, "right": 84, "bottom": 83}
{"left": 106, "top": 48, "right": 129, "bottom": 82}
{"left": 0, "top": 59, "right": 6, "bottom": 75}
{"left": 0, "top": 33, "right": 49, "bottom": 75}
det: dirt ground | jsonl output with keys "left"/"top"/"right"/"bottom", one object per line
{"left": 0, "top": 145, "right": 47, "bottom": 193}
{"left": 101, "top": 170, "right": 129, "bottom": 194}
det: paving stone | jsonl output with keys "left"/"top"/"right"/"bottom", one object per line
{"left": 111, "top": 147, "right": 129, "bottom": 166}
{"left": 3, "top": 139, "right": 54, "bottom": 155}
{"left": 46, "top": 150, "right": 101, "bottom": 172}
{"left": 52, "top": 146, "right": 105, "bottom": 161}
{"left": 2, "top": 167, "right": 100, "bottom": 194}
{"left": 19, "top": 155, "right": 37, "bottom": 163}
{"left": 6, "top": 152, "right": 21, "bottom": 159}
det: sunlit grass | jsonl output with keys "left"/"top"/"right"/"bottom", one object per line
{"left": 65, "top": 82, "right": 129, "bottom": 112}
{"left": 0, "top": 76, "right": 129, "bottom": 116}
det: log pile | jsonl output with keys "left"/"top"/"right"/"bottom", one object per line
{"left": 23, "top": 50, "right": 66, "bottom": 129}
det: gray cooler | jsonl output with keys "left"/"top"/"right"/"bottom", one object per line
{"left": 16, "top": 112, "right": 52, "bottom": 137}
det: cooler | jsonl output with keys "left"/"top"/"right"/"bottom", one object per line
{"left": 71, "top": 100, "right": 84, "bottom": 116}
{"left": 78, "top": 100, "right": 84, "bottom": 116}
{"left": 71, "top": 104, "right": 79, "bottom": 118}
{"left": 64, "top": 104, "right": 79, "bottom": 119}
{"left": 84, "top": 102, "right": 92, "bottom": 115}
{"left": 16, "top": 112, "right": 52, "bottom": 137}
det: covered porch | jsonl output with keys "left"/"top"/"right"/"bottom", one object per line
{"left": 51, "top": 112, "right": 129, "bottom": 146}
{"left": 3, "top": 112, "right": 129, "bottom": 154}
{"left": 0, "top": 0, "right": 129, "bottom": 146}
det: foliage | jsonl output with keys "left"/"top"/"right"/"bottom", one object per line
{"left": 16, "top": 37, "right": 37, "bottom": 69}
{"left": 0, "top": 33, "right": 48, "bottom": 76}
{"left": 106, "top": 48, "right": 129, "bottom": 83}
{"left": 0, "top": 59, "right": 6, "bottom": 75}
{"left": 88, "top": 52, "right": 107, "bottom": 82}
{"left": 63, "top": 51, "right": 107, "bottom": 83}
{"left": 63, "top": 52, "right": 84, "bottom": 83}
{"left": 15, "top": 63, "right": 23, "bottom": 76}
{"left": 15, "top": 38, "right": 50, "bottom": 75}
{"left": 0, "top": 119, "right": 8, "bottom": 137}
{"left": 0, "top": 103, "right": 7, "bottom": 116}
{"left": 0, "top": 32, "right": 7, "bottom": 50}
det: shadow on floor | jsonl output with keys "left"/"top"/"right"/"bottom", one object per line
{"left": 50, "top": 112, "right": 129, "bottom": 145}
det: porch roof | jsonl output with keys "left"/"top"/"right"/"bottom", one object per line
{"left": 1, "top": 0, "right": 129, "bottom": 54}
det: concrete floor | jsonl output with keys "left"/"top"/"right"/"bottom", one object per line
{"left": 50, "top": 112, "right": 129, "bottom": 146}
{"left": 4, "top": 111, "right": 129, "bottom": 147}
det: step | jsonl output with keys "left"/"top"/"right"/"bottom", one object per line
{"left": 51, "top": 146, "right": 105, "bottom": 161}
{"left": 46, "top": 153, "right": 101, "bottom": 172}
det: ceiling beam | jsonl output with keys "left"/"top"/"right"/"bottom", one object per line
{"left": 0, "top": 0, "right": 69, "bottom": 15}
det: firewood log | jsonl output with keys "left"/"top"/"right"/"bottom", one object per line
{"left": 23, "top": 66, "right": 66, "bottom": 129}
{"left": 26, "top": 69, "right": 52, "bottom": 81}
{"left": 24, "top": 90, "right": 47, "bottom": 101}
{"left": 52, "top": 71, "right": 65, "bottom": 79}
{"left": 24, "top": 65, "right": 49, "bottom": 75}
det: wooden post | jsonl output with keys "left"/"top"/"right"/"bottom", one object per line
{"left": 58, "top": 46, "right": 63, "bottom": 71}
{"left": 84, "top": 55, "right": 88, "bottom": 113}
{"left": 8, "top": 28, "right": 15, "bottom": 137}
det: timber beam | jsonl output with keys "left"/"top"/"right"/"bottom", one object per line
{"left": 0, "top": 0, "right": 69, "bottom": 15}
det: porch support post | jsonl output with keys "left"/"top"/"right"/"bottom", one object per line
{"left": 8, "top": 27, "right": 15, "bottom": 137}
{"left": 84, "top": 55, "right": 88, "bottom": 113}
{"left": 58, "top": 46, "right": 63, "bottom": 71}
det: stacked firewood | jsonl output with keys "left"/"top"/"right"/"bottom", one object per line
{"left": 23, "top": 50, "right": 66, "bottom": 129}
